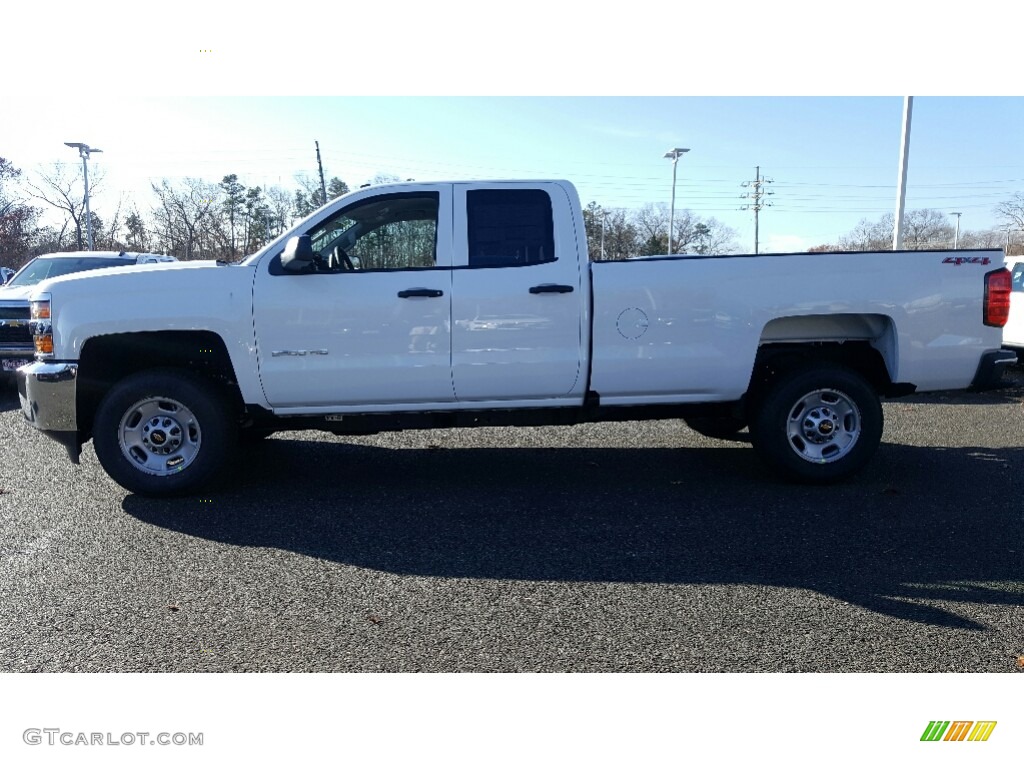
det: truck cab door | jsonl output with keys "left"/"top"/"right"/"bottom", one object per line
{"left": 252, "top": 186, "right": 455, "bottom": 409}
{"left": 450, "top": 183, "right": 587, "bottom": 402}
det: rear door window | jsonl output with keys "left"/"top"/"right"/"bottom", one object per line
{"left": 466, "top": 189, "right": 555, "bottom": 268}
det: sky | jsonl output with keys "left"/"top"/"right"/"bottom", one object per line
{"left": 5, "top": 4, "right": 1022, "bottom": 255}
{"left": 11, "top": 95, "right": 1022, "bottom": 254}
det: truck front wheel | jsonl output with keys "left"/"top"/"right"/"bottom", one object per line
{"left": 92, "top": 369, "right": 236, "bottom": 497}
{"left": 750, "top": 364, "right": 882, "bottom": 483}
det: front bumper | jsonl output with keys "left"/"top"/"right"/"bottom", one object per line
{"left": 17, "top": 361, "right": 83, "bottom": 463}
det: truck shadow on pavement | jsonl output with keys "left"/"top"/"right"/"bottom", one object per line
{"left": 122, "top": 436, "right": 1024, "bottom": 631}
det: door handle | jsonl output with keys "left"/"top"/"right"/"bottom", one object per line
{"left": 398, "top": 288, "right": 444, "bottom": 298}
{"left": 529, "top": 284, "right": 574, "bottom": 294}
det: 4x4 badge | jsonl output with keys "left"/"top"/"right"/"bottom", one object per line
{"left": 942, "top": 256, "right": 992, "bottom": 266}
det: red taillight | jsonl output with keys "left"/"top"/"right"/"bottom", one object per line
{"left": 984, "top": 268, "right": 1011, "bottom": 327}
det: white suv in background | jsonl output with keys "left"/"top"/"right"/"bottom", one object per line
{"left": 1003, "top": 255, "right": 1024, "bottom": 362}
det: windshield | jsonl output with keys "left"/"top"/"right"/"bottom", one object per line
{"left": 7, "top": 257, "right": 133, "bottom": 287}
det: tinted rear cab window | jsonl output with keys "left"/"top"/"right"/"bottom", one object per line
{"left": 467, "top": 189, "right": 555, "bottom": 268}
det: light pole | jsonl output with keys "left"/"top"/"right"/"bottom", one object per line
{"left": 64, "top": 142, "right": 103, "bottom": 250}
{"left": 893, "top": 96, "right": 913, "bottom": 250}
{"left": 664, "top": 147, "right": 690, "bottom": 255}
{"left": 949, "top": 212, "right": 962, "bottom": 249}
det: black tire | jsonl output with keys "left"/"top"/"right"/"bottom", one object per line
{"left": 684, "top": 415, "right": 748, "bottom": 441}
{"left": 92, "top": 369, "right": 236, "bottom": 497}
{"left": 750, "top": 364, "right": 882, "bottom": 484}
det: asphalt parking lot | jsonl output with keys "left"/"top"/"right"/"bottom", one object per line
{"left": 1, "top": 370, "right": 1022, "bottom": 673}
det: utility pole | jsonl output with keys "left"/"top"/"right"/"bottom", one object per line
{"left": 893, "top": 96, "right": 914, "bottom": 250}
{"left": 740, "top": 166, "right": 773, "bottom": 255}
{"left": 949, "top": 212, "right": 962, "bottom": 249}
{"left": 315, "top": 141, "right": 328, "bottom": 206}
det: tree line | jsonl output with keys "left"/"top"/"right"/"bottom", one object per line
{"left": 0, "top": 156, "right": 354, "bottom": 270}
{"left": 809, "top": 205, "right": 1023, "bottom": 254}
{"left": 2, "top": 155, "right": 1024, "bottom": 272}
{"left": 583, "top": 201, "right": 740, "bottom": 260}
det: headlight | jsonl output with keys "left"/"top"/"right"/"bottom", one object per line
{"left": 29, "top": 293, "right": 54, "bottom": 359}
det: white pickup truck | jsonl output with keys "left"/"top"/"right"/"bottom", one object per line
{"left": 16, "top": 180, "right": 1015, "bottom": 496}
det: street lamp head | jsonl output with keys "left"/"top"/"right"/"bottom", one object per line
{"left": 65, "top": 142, "right": 102, "bottom": 155}
{"left": 664, "top": 147, "right": 690, "bottom": 159}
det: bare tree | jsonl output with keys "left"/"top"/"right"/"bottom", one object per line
{"left": 995, "top": 192, "right": 1024, "bottom": 231}
{"left": 631, "top": 203, "right": 669, "bottom": 255}
{"left": 902, "top": 209, "right": 954, "bottom": 249}
{"left": 0, "top": 157, "right": 41, "bottom": 265}
{"left": 265, "top": 185, "right": 293, "bottom": 237}
{"left": 958, "top": 228, "right": 1006, "bottom": 250}
{"left": 97, "top": 194, "right": 130, "bottom": 250}
{"left": 995, "top": 193, "right": 1024, "bottom": 256}
{"left": 293, "top": 173, "right": 326, "bottom": 218}
{"left": 220, "top": 174, "right": 246, "bottom": 260}
{"left": 689, "top": 217, "right": 740, "bottom": 255}
{"left": 150, "top": 178, "right": 219, "bottom": 260}
{"left": 839, "top": 214, "right": 895, "bottom": 251}
{"left": 833, "top": 208, "right": 1024, "bottom": 254}
{"left": 630, "top": 202, "right": 719, "bottom": 255}
{"left": 240, "top": 185, "right": 272, "bottom": 257}
{"left": 599, "top": 208, "right": 638, "bottom": 261}
{"left": 125, "top": 206, "right": 148, "bottom": 251}
{"left": 25, "top": 162, "right": 106, "bottom": 251}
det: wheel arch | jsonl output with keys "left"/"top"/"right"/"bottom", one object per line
{"left": 748, "top": 313, "right": 903, "bottom": 410}
{"left": 77, "top": 331, "right": 243, "bottom": 436}
{"left": 756, "top": 313, "right": 897, "bottom": 381}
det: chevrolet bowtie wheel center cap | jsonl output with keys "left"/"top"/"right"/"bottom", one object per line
{"left": 143, "top": 418, "right": 182, "bottom": 454}
{"left": 802, "top": 407, "right": 841, "bottom": 444}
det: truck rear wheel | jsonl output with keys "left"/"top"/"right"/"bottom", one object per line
{"left": 750, "top": 364, "right": 882, "bottom": 483}
{"left": 92, "top": 369, "right": 236, "bottom": 497}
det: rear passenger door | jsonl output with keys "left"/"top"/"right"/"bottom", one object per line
{"left": 450, "top": 183, "right": 587, "bottom": 402}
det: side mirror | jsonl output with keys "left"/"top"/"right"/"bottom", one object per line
{"left": 281, "top": 235, "right": 315, "bottom": 272}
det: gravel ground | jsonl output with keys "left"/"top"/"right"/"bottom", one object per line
{"left": 1, "top": 369, "right": 1022, "bottom": 673}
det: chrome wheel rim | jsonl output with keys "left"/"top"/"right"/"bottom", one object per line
{"left": 785, "top": 388, "right": 860, "bottom": 464}
{"left": 117, "top": 396, "right": 201, "bottom": 476}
